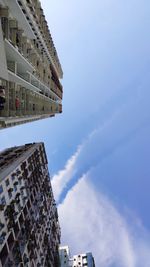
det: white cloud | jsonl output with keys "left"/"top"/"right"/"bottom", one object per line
{"left": 51, "top": 146, "right": 81, "bottom": 202}
{"left": 51, "top": 103, "right": 128, "bottom": 202}
{"left": 51, "top": 86, "right": 150, "bottom": 203}
{"left": 58, "top": 176, "right": 150, "bottom": 267}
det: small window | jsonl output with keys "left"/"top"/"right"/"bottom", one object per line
{"left": 8, "top": 189, "right": 12, "bottom": 199}
{"left": 0, "top": 185, "right": 3, "bottom": 194}
{"left": 18, "top": 177, "right": 22, "bottom": 185}
{"left": 5, "top": 179, "right": 10, "bottom": 186}
{"left": 11, "top": 174, "right": 15, "bottom": 181}
{"left": 14, "top": 184, "right": 17, "bottom": 192}
{"left": 0, "top": 196, "right": 6, "bottom": 205}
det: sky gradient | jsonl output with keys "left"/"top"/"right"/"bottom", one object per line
{"left": 1, "top": 0, "right": 150, "bottom": 266}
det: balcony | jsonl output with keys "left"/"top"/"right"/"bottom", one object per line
{"left": 17, "top": 0, "right": 62, "bottom": 78}
{"left": 5, "top": 0, "right": 35, "bottom": 39}
{"left": 5, "top": 39, "right": 35, "bottom": 74}
{"left": 7, "top": 65, "right": 62, "bottom": 108}
{"left": 0, "top": 7, "right": 9, "bottom": 17}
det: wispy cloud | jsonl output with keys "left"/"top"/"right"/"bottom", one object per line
{"left": 51, "top": 82, "right": 150, "bottom": 203}
{"left": 58, "top": 176, "right": 150, "bottom": 267}
{"left": 51, "top": 146, "right": 81, "bottom": 202}
{"left": 50, "top": 65, "right": 150, "bottom": 266}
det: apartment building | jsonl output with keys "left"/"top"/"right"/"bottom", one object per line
{"left": 59, "top": 246, "right": 95, "bottom": 267}
{"left": 0, "top": 0, "right": 63, "bottom": 129}
{"left": 0, "top": 143, "right": 61, "bottom": 267}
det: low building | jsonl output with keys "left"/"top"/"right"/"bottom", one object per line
{"left": 71, "top": 253, "right": 95, "bottom": 267}
{"left": 59, "top": 246, "right": 71, "bottom": 267}
{"left": 0, "top": 142, "right": 60, "bottom": 267}
{"left": 0, "top": 0, "right": 63, "bottom": 129}
{"left": 59, "top": 246, "right": 95, "bottom": 267}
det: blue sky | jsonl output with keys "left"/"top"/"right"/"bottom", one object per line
{"left": 1, "top": 0, "right": 150, "bottom": 266}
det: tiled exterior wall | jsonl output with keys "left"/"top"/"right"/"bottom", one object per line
{"left": 0, "top": 143, "right": 60, "bottom": 267}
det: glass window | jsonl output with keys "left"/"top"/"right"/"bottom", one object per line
{"left": 14, "top": 185, "right": 17, "bottom": 192}
{"left": 8, "top": 190, "right": 12, "bottom": 199}
{"left": 18, "top": 177, "right": 22, "bottom": 185}
{"left": 5, "top": 179, "right": 10, "bottom": 186}
{"left": 11, "top": 174, "right": 15, "bottom": 181}
{"left": 0, "top": 185, "right": 3, "bottom": 194}
{"left": 0, "top": 196, "right": 6, "bottom": 205}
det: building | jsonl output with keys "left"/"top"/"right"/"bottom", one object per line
{"left": 0, "top": 0, "right": 63, "bottom": 129}
{"left": 71, "top": 253, "right": 95, "bottom": 267}
{"left": 0, "top": 142, "right": 61, "bottom": 267}
{"left": 59, "top": 246, "right": 71, "bottom": 267}
{"left": 59, "top": 246, "right": 95, "bottom": 267}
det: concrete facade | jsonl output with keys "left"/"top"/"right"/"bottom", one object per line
{"left": 0, "top": 0, "right": 63, "bottom": 129}
{"left": 0, "top": 143, "right": 61, "bottom": 267}
{"left": 71, "top": 253, "right": 95, "bottom": 267}
{"left": 59, "top": 246, "right": 95, "bottom": 267}
{"left": 59, "top": 246, "right": 71, "bottom": 267}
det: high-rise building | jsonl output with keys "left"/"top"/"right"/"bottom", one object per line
{"left": 0, "top": 0, "right": 63, "bottom": 129}
{"left": 59, "top": 246, "right": 95, "bottom": 267}
{"left": 0, "top": 142, "right": 61, "bottom": 267}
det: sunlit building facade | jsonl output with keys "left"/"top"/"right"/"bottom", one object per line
{"left": 59, "top": 246, "right": 95, "bottom": 267}
{"left": 59, "top": 246, "right": 71, "bottom": 267}
{"left": 0, "top": 0, "right": 63, "bottom": 129}
{"left": 0, "top": 142, "right": 60, "bottom": 267}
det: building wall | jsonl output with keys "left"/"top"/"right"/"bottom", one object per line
{"left": 0, "top": 143, "right": 60, "bottom": 267}
{"left": 59, "top": 246, "right": 71, "bottom": 267}
{"left": 0, "top": 0, "right": 63, "bottom": 128}
{"left": 71, "top": 253, "right": 95, "bottom": 267}
{"left": 59, "top": 247, "right": 95, "bottom": 267}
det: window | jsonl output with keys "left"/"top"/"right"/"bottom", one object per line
{"left": 8, "top": 189, "right": 12, "bottom": 199}
{"left": 18, "top": 177, "right": 22, "bottom": 185}
{"left": 5, "top": 179, "right": 10, "bottom": 187}
{"left": 0, "top": 196, "right": 6, "bottom": 205}
{"left": 0, "top": 185, "right": 3, "bottom": 194}
{"left": 11, "top": 174, "right": 15, "bottom": 181}
{"left": 14, "top": 184, "right": 17, "bottom": 192}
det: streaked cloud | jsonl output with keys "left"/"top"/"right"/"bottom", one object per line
{"left": 51, "top": 79, "right": 150, "bottom": 266}
{"left": 51, "top": 80, "right": 150, "bottom": 203}
{"left": 51, "top": 146, "right": 81, "bottom": 202}
{"left": 58, "top": 176, "right": 150, "bottom": 267}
